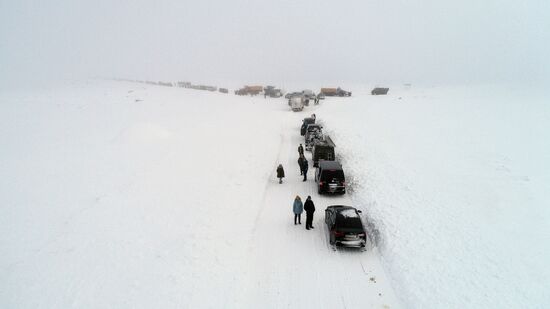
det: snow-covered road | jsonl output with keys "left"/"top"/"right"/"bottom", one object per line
{"left": 247, "top": 110, "right": 399, "bottom": 308}
{"left": 2, "top": 81, "right": 547, "bottom": 308}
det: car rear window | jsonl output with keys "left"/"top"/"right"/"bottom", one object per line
{"left": 336, "top": 209, "right": 363, "bottom": 229}
{"left": 315, "top": 147, "right": 334, "bottom": 160}
{"left": 321, "top": 170, "right": 344, "bottom": 181}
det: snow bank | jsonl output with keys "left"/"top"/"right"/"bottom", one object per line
{"left": 3, "top": 80, "right": 547, "bottom": 308}
{"left": 0, "top": 81, "right": 283, "bottom": 308}
{"left": 320, "top": 85, "right": 550, "bottom": 308}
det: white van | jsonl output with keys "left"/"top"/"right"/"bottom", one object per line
{"left": 290, "top": 96, "right": 304, "bottom": 112}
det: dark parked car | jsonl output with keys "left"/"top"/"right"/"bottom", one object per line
{"left": 315, "top": 160, "right": 346, "bottom": 194}
{"left": 325, "top": 205, "right": 366, "bottom": 248}
{"left": 312, "top": 135, "right": 335, "bottom": 167}
{"left": 300, "top": 117, "right": 316, "bottom": 136}
{"left": 371, "top": 87, "right": 389, "bottom": 95}
{"left": 219, "top": 88, "right": 228, "bottom": 93}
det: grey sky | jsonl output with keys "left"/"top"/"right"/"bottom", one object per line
{"left": 1, "top": 0, "right": 549, "bottom": 86}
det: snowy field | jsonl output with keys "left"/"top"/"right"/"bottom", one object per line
{"left": 1, "top": 80, "right": 548, "bottom": 308}
{"left": 0, "top": 81, "right": 282, "bottom": 308}
{"left": 320, "top": 85, "right": 550, "bottom": 308}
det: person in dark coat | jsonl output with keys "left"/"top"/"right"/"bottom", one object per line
{"left": 304, "top": 196, "right": 315, "bottom": 230}
{"left": 298, "top": 144, "right": 304, "bottom": 155}
{"left": 298, "top": 154, "right": 306, "bottom": 175}
{"left": 276, "top": 164, "right": 285, "bottom": 184}
{"left": 301, "top": 157, "right": 309, "bottom": 181}
{"left": 292, "top": 195, "right": 303, "bottom": 225}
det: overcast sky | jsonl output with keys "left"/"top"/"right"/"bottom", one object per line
{"left": 1, "top": 0, "right": 549, "bottom": 86}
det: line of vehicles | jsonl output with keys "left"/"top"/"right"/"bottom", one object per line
{"left": 115, "top": 79, "right": 391, "bottom": 100}
{"left": 300, "top": 117, "right": 345, "bottom": 194}
{"left": 299, "top": 116, "right": 367, "bottom": 250}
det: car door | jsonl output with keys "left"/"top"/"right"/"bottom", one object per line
{"left": 315, "top": 166, "right": 321, "bottom": 182}
{"left": 325, "top": 208, "right": 334, "bottom": 227}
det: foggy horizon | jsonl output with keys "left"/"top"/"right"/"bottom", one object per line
{"left": 1, "top": 0, "right": 549, "bottom": 87}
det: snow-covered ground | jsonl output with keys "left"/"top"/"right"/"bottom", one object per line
{"left": 320, "top": 85, "right": 550, "bottom": 308}
{"left": 1, "top": 81, "right": 548, "bottom": 308}
{"left": 0, "top": 81, "right": 284, "bottom": 307}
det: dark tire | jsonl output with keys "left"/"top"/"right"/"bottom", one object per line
{"left": 329, "top": 232, "right": 336, "bottom": 245}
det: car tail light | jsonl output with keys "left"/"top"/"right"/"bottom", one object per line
{"left": 334, "top": 231, "right": 345, "bottom": 237}
{"left": 319, "top": 181, "right": 324, "bottom": 186}
{"left": 358, "top": 233, "right": 365, "bottom": 237}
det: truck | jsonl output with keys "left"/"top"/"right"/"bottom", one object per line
{"left": 371, "top": 87, "right": 389, "bottom": 95}
{"left": 235, "top": 85, "right": 263, "bottom": 96}
{"left": 264, "top": 86, "right": 283, "bottom": 98}
{"left": 290, "top": 96, "right": 304, "bottom": 112}
{"left": 320, "top": 87, "right": 352, "bottom": 97}
{"left": 245, "top": 85, "right": 263, "bottom": 95}
{"left": 312, "top": 135, "right": 335, "bottom": 167}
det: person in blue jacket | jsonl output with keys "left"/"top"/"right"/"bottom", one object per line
{"left": 293, "top": 195, "right": 303, "bottom": 225}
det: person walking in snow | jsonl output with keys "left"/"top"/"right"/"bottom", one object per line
{"left": 298, "top": 144, "right": 304, "bottom": 156}
{"left": 298, "top": 154, "right": 306, "bottom": 175}
{"left": 276, "top": 164, "right": 285, "bottom": 184}
{"left": 304, "top": 196, "right": 315, "bottom": 230}
{"left": 301, "top": 157, "right": 309, "bottom": 181}
{"left": 293, "top": 195, "right": 303, "bottom": 225}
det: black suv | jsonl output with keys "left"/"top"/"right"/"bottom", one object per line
{"left": 300, "top": 117, "right": 316, "bottom": 136}
{"left": 325, "top": 206, "right": 366, "bottom": 248}
{"left": 315, "top": 161, "right": 346, "bottom": 194}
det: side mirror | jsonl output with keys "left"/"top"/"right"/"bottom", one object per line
{"left": 357, "top": 210, "right": 362, "bottom": 214}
